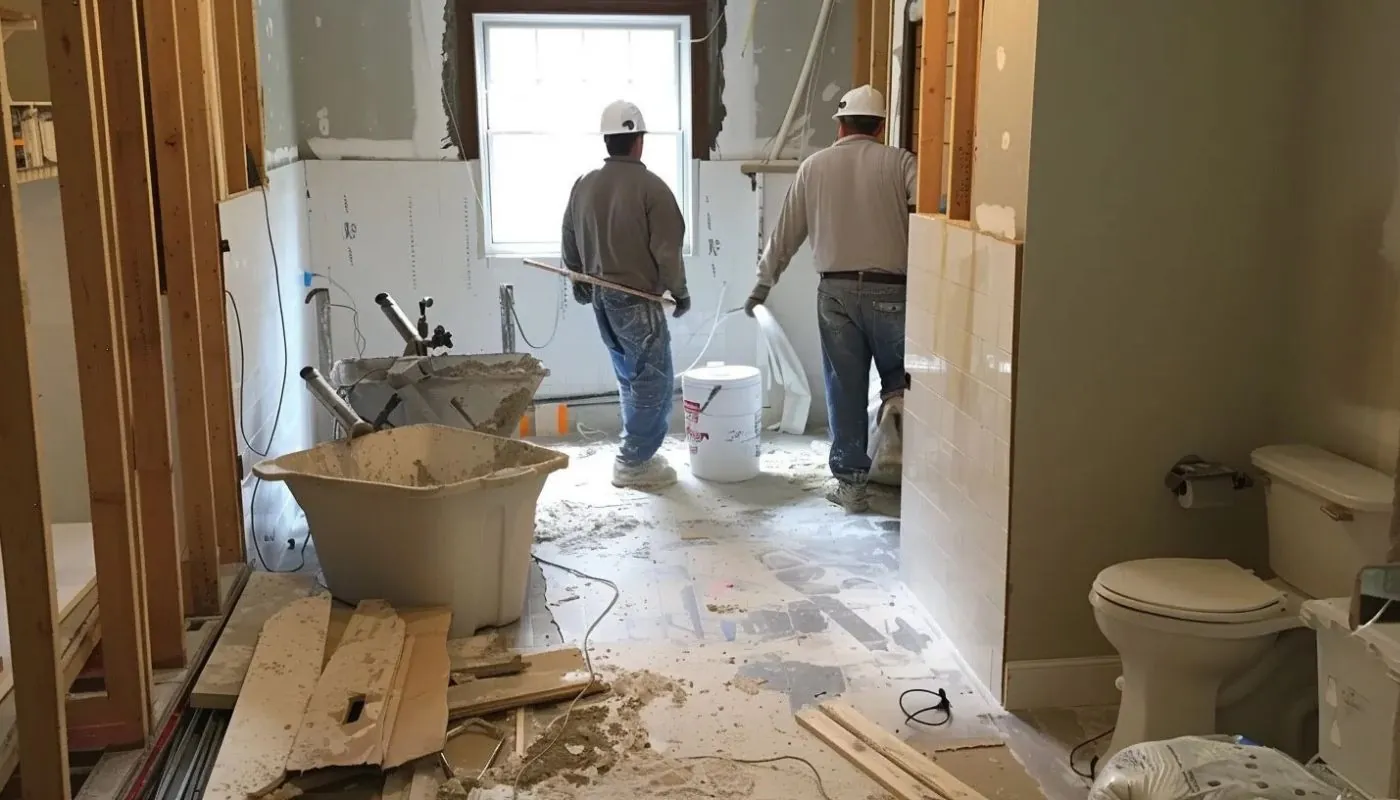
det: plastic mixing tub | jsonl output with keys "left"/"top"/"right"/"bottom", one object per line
{"left": 253, "top": 424, "right": 568, "bottom": 636}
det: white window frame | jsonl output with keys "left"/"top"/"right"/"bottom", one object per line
{"left": 472, "top": 12, "right": 694, "bottom": 257}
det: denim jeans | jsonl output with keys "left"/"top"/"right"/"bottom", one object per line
{"left": 817, "top": 278, "right": 907, "bottom": 481}
{"left": 594, "top": 289, "right": 674, "bottom": 465}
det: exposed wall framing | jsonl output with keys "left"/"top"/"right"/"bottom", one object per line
{"left": 452, "top": 0, "right": 716, "bottom": 160}
{"left": 908, "top": 0, "right": 980, "bottom": 215}
{"left": 0, "top": 0, "right": 261, "bottom": 792}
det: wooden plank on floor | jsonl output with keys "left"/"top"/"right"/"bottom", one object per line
{"left": 0, "top": 25, "right": 69, "bottom": 798}
{"left": 204, "top": 595, "right": 331, "bottom": 800}
{"left": 445, "top": 648, "right": 603, "bottom": 720}
{"left": 287, "top": 601, "right": 405, "bottom": 771}
{"left": 915, "top": 2, "right": 949, "bottom": 212}
{"left": 795, "top": 707, "right": 946, "bottom": 800}
{"left": 382, "top": 609, "right": 451, "bottom": 769}
{"left": 43, "top": 0, "right": 152, "bottom": 751}
{"left": 190, "top": 571, "right": 320, "bottom": 709}
{"left": 816, "top": 702, "right": 988, "bottom": 800}
{"left": 99, "top": 0, "right": 187, "bottom": 672}
{"left": 141, "top": 0, "right": 223, "bottom": 617}
{"left": 944, "top": 0, "right": 980, "bottom": 220}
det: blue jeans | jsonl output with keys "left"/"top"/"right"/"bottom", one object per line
{"left": 594, "top": 289, "right": 674, "bottom": 465}
{"left": 817, "top": 278, "right": 907, "bottom": 481}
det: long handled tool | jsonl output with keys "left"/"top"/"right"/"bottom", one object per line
{"left": 521, "top": 258, "right": 676, "bottom": 306}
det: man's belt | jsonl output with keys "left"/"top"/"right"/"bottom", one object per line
{"left": 820, "top": 271, "right": 907, "bottom": 285}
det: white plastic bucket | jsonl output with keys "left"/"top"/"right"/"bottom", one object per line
{"left": 253, "top": 424, "right": 568, "bottom": 637}
{"left": 682, "top": 364, "right": 762, "bottom": 482}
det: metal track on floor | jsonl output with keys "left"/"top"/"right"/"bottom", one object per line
{"left": 136, "top": 709, "right": 228, "bottom": 800}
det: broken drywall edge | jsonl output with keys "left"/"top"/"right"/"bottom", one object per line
{"left": 265, "top": 145, "right": 299, "bottom": 169}
{"left": 307, "top": 137, "right": 456, "bottom": 162}
{"left": 974, "top": 203, "right": 1018, "bottom": 240}
{"left": 409, "top": 0, "right": 455, "bottom": 160}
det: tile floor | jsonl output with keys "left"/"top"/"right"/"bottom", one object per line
{"left": 486, "top": 433, "right": 1114, "bottom": 800}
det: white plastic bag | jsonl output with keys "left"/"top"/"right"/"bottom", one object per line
{"left": 1089, "top": 737, "right": 1339, "bottom": 800}
{"left": 867, "top": 394, "right": 903, "bottom": 487}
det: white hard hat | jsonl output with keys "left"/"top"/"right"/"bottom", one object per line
{"left": 600, "top": 100, "right": 647, "bottom": 135}
{"left": 833, "top": 85, "right": 887, "bottom": 119}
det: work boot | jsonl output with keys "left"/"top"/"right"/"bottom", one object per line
{"left": 612, "top": 456, "right": 678, "bottom": 490}
{"left": 826, "top": 478, "right": 870, "bottom": 513}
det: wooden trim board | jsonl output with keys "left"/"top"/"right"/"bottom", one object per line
{"left": 795, "top": 708, "right": 947, "bottom": 800}
{"left": 1001, "top": 656, "right": 1122, "bottom": 711}
{"left": 813, "top": 702, "right": 987, "bottom": 800}
{"left": 190, "top": 571, "right": 320, "bottom": 709}
{"left": 204, "top": 595, "right": 331, "bottom": 800}
{"left": 286, "top": 600, "right": 406, "bottom": 771}
{"left": 446, "top": 648, "right": 603, "bottom": 719}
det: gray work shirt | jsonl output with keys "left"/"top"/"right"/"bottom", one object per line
{"left": 561, "top": 156, "right": 688, "bottom": 298}
{"left": 756, "top": 135, "right": 918, "bottom": 288}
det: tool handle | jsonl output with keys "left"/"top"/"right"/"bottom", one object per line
{"left": 520, "top": 258, "right": 675, "bottom": 306}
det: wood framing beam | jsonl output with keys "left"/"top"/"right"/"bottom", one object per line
{"left": 945, "top": 0, "right": 980, "bottom": 220}
{"left": 212, "top": 0, "right": 247, "bottom": 194}
{"left": 174, "top": 0, "right": 244, "bottom": 568}
{"left": 43, "top": 0, "right": 152, "bottom": 750}
{"left": 197, "top": 0, "right": 228, "bottom": 200}
{"left": 0, "top": 28, "right": 71, "bottom": 800}
{"left": 853, "top": 0, "right": 873, "bottom": 89}
{"left": 234, "top": 0, "right": 265, "bottom": 184}
{"left": 100, "top": 0, "right": 187, "bottom": 671}
{"left": 870, "top": 0, "right": 893, "bottom": 99}
{"left": 915, "top": 2, "right": 949, "bottom": 212}
{"left": 142, "top": 0, "right": 224, "bottom": 616}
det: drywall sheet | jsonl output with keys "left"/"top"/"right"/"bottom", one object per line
{"left": 304, "top": 159, "right": 762, "bottom": 400}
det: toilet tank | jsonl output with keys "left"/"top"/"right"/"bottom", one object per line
{"left": 1251, "top": 445, "right": 1394, "bottom": 599}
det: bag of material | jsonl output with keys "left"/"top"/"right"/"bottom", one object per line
{"left": 1089, "top": 737, "right": 1339, "bottom": 800}
{"left": 867, "top": 393, "right": 903, "bottom": 487}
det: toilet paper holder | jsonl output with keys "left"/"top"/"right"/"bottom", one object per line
{"left": 1163, "top": 455, "right": 1254, "bottom": 508}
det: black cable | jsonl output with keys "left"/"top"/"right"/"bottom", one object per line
{"left": 224, "top": 289, "right": 261, "bottom": 457}
{"left": 510, "top": 301, "right": 562, "bottom": 350}
{"left": 1069, "top": 728, "right": 1114, "bottom": 781}
{"left": 898, "top": 687, "right": 952, "bottom": 728}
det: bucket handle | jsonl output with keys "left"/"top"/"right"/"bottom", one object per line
{"left": 479, "top": 465, "right": 537, "bottom": 487}
{"left": 251, "top": 460, "right": 292, "bottom": 482}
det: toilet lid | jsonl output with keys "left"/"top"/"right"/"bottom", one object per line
{"left": 1093, "top": 559, "right": 1286, "bottom": 623}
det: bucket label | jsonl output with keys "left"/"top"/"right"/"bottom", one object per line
{"left": 684, "top": 399, "right": 705, "bottom": 454}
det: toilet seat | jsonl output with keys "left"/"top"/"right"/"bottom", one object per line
{"left": 1093, "top": 558, "right": 1286, "bottom": 624}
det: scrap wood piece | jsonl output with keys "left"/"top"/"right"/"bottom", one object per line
{"left": 381, "top": 608, "right": 452, "bottom": 768}
{"left": 286, "top": 600, "right": 406, "bottom": 771}
{"left": 446, "top": 648, "right": 604, "bottom": 719}
{"left": 812, "top": 702, "right": 988, "bottom": 800}
{"left": 203, "top": 596, "right": 332, "bottom": 800}
{"left": 191, "top": 571, "right": 321, "bottom": 709}
{"left": 382, "top": 757, "right": 443, "bottom": 800}
{"left": 796, "top": 707, "right": 948, "bottom": 800}
{"left": 451, "top": 653, "right": 525, "bottom": 682}
{"left": 261, "top": 766, "right": 379, "bottom": 799}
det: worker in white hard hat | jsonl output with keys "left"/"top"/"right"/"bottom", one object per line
{"left": 562, "top": 99, "right": 691, "bottom": 490}
{"left": 745, "top": 85, "right": 917, "bottom": 512}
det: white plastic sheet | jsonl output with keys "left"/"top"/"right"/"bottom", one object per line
{"left": 753, "top": 305, "right": 811, "bottom": 435}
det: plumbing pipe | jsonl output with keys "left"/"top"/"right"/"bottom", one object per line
{"left": 300, "top": 366, "right": 374, "bottom": 439}
{"left": 375, "top": 292, "right": 427, "bottom": 355}
{"left": 766, "top": 0, "right": 836, "bottom": 162}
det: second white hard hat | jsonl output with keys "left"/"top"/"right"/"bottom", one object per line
{"left": 833, "top": 85, "right": 887, "bottom": 119}
{"left": 600, "top": 100, "right": 647, "bottom": 135}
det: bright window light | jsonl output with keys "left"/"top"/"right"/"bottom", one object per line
{"left": 473, "top": 13, "right": 693, "bottom": 257}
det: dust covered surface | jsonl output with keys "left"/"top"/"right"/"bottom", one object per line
{"left": 535, "top": 500, "right": 643, "bottom": 553}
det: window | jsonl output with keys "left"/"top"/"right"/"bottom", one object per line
{"left": 473, "top": 13, "right": 693, "bottom": 256}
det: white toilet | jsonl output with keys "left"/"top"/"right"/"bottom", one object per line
{"left": 1091, "top": 444, "right": 1394, "bottom": 759}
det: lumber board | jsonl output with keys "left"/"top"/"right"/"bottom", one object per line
{"left": 382, "top": 609, "right": 452, "bottom": 769}
{"left": 853, "top": 0, "right": 873, "bottom": 87}
{"left": 234, "top": 0, "right": 265, "bottom": 184}
{"left": 795, "top": 707, "right": 947, "bottom": 800}
{"left": 0, "top": 23, "right": 68, "bottom": 796}
{"left": 99, "top": 0, "right": 187, "bottom": 671}
{"left": 382, "top": 757, "right": 442, "bottom": 800}
{"left": 944, "top": 0, "right": 980, "bottom": 220}
{"left": 916, "top": 2, "right": 949, "bottom": 212}
{"left": 286, "top": 600, "right": 406, "bottom": 771}
{"left": 211, "top": 0, "right": 247, "bottom": 194}
{"left": 446, "top": 648, "right": 603, "bottom": 719}
{"left": 204, "top": 595, "right": 331, "bottom": 800}
{"left": 871, "top": 0, "right": 894, "bottom": 103}
{"left": 43, "top": 0, "right": 152, "bottom": 749}
{"left": 815, "top": 702, "right": 987, "bottom": 800}
{"left": 190, "top": 571, "right": 320, "bottom": 709}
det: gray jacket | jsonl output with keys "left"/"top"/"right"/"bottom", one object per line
{"left": 561, "top": 157, "right": 688, "bottom": 298}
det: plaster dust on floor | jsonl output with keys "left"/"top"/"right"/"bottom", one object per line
{"left": 465, "top": 434, "right": 1096, "bottom": 800}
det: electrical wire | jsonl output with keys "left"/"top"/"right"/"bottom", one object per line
{"left": 898, "top": 687, "right": 952, "bottom": 728}
{"left": 687, "top": 8, "right": 726, "bottom": 44}
{"left": 509, "top": 294, "right": 564, "bottom": 350}
{"left": 1354, "top": 598, "right": 1395, "bottom": 635}
{"left": 512, "top": 555, "right": 620, "bottom": 796}
{"left": 679, "top": 755, "right": 834, "bottom": 800}
{"left": 1069, "top": 728, "right": 1114, "bottom": 781}
{"left": 311, "top": 271, "right": 368, "bottom": 358}
{"left": 681, "top": 281, "right": 732, "bottom": 374}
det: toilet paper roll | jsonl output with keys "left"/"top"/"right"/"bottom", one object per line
{"left": 1178, "top": 477, "right": 1235, "bottom": 509}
